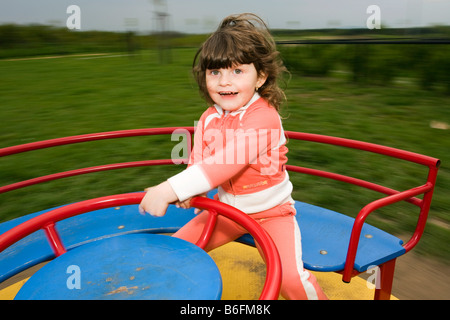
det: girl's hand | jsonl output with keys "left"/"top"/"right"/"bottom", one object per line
{"left": 139, "top": 181, "right": 178, "bottom": 217}
{"left": 175, "top": 193, "right": 207, "bottom": 214}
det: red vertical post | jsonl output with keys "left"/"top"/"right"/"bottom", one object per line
{"left": 195, "top": 210, "right": 218, "bottom": 249}
{"left": 43, "top": 223, "right": 66, "bottom": 257}
{"left": 374, "top": 259, "right": 396, "bottom": 300}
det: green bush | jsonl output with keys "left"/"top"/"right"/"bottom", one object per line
{"left": 280, "top": 45, "right": 337, "bottom": 77}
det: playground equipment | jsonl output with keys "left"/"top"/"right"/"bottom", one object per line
{"left": 0, "top": 127, "right": 440, "bottom": 300}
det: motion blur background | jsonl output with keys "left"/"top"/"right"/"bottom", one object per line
{"left": 0, "top": 0, "right": 449, "bottom": 299}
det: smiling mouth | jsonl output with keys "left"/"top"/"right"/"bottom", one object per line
{"left": 219, "top": 92, "right": 238, "bottom": 96}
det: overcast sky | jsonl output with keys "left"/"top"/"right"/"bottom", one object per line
{"left": 0, "top": 0, "right": 449, "bottom": 33}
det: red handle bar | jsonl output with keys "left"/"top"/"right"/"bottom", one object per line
{"left": 0, "top": 193, "right": 281, "bottom": 300}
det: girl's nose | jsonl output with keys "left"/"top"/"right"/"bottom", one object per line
{"left": 218, "top": 71, "right": 232, "bottom": 86}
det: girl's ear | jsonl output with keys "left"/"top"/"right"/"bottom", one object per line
{"left": 256, "top": 72, "right": 268, "bottom": 90}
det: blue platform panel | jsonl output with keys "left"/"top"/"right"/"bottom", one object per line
{"left": 0, "top": 192, "right": 201, "bottom": 283}
{"left": 296, "top": 202, "right": 405, "bottom": 272}
{"left": 15, "top": 234, "right": 222, "bottom": 300}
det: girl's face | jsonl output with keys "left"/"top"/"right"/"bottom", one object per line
{"left": 205, "top": 63, "right": 267, "bottom": 112}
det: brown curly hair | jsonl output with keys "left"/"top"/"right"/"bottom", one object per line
{"left": 192, "top": 13, "right": 287, "bottom": 110}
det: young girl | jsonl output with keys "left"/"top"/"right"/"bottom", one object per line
{"left": 139, "top": 13, "right": 327, "bottom": 300}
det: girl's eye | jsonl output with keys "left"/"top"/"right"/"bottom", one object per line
{"left": 234, "top": 69, "right": 242, "bottom": 74}
{"left": 210, "top": 70, "right": 220, "bottom": 76}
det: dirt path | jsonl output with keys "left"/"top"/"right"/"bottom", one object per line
{"left": 392, "top": 252, "right": 450, "bottom": 300}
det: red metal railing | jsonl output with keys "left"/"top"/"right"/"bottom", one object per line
{"left": 284, "top": 132, "right": 440, "bottom": 282}
{"left": 0, "top": 193, "right": 282, "bottom": 300}
{"left": 0, "top": 128, "right": 192, "bottom": 194}
{"left": 190, "top": 196, "right": 282, "bottom": 300}
{"left": 0, "top": 127, "right": 440, "bottom": 284}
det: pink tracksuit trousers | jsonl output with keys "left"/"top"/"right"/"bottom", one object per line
{"left": 173, "top": 201, "right": 328, "bottom": 300}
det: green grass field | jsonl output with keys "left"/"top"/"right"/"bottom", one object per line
{"left": 1, "top": 48, "right": 449, "bottom": 262}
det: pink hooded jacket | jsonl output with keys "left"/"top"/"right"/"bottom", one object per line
{"left": 168, "top": 93, "right": 293, "bottom": 214}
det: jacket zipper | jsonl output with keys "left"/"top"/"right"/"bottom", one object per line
{"left": 219, "top": 112, "right": 236, "bottom": 194}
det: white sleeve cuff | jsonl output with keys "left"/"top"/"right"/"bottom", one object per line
{"left": 167, "top": 165, "right": 212, "bottom": 202}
